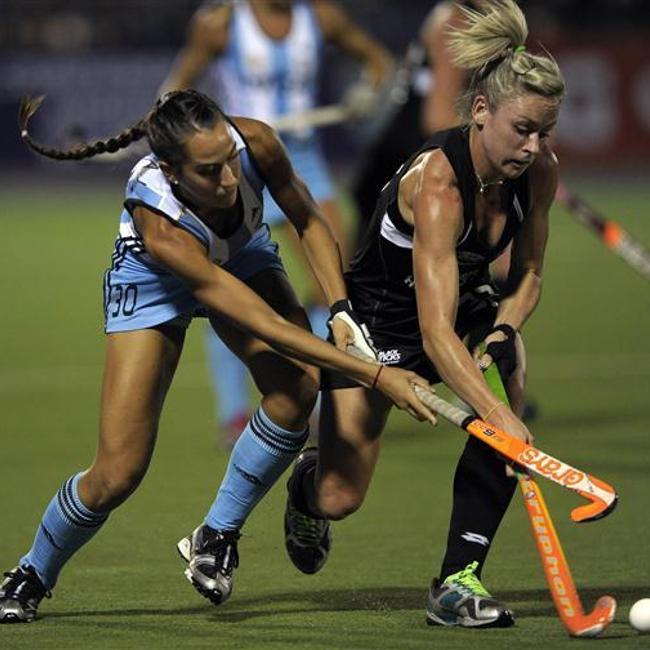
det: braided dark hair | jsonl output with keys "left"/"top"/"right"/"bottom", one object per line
{"left": 18, "top": 90, "right": 225, "bottom": 167}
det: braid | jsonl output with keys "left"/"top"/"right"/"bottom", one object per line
{"left": 19, "top": 89, "right": 225, "bottom": 168}
{"left": 18, "top": 95, "right": 146, "bottom": 162}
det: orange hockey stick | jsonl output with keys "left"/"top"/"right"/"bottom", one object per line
{"left": 482, "top": 363, "right": 616, "bottom": 637}
{"left": 346, "top": 344, "right": 618, "bottom": 522}
{"left": 411, "top": 384, "right": 618, "bottom": 523}
{"left": 517, "top": 473, "right": 617, "bottom": 636}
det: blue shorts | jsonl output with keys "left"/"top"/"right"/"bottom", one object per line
{"left": 104, "top": 225, "right": 286, "bottom": 333}
{"left": 264, "top": 137, "right": 335, "bottom": 226}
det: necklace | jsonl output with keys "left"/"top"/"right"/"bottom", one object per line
{"left": 475, "top": 171, "right": 504, "bottom": 195}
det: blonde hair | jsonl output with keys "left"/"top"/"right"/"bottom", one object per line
{"left": 447, "top": 0, "right": 564, "bottom": 122}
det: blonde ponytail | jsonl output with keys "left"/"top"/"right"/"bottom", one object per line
{"left": 447, "top": 0, "right": 564, "bottom": 122}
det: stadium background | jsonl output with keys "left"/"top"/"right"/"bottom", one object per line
{"left": 1, "top": 1, "right": 649, "bottom": 647}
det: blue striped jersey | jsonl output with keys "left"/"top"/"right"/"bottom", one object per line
{"left": 211, "top": 1, "right": 322, "bottom": 133}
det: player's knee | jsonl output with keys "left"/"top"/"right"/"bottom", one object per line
{"left": 264, "top": 370, "right": 319, "bottom": 426}
{"left": 317, "top": 488, "right": 364, "bottom": 521}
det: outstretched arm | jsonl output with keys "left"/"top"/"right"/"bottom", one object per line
{"left": 240, "top": 119, "right": 347, "bottom": 307}
{"left": 403, "top": 151, "right": 531, "bottom": 441}
{"left": 476, "top": 150, "right": 557, "bottom": 372}
{"left": 131, "top": 206, "right": 434, "bottom": 421}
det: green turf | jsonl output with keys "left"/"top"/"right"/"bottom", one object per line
{"left": 1, "top": 177, "right": 649, "bottom": 648}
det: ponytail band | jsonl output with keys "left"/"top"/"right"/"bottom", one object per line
{"left": 514, "top": 45, "right": 526, "bottom": 54}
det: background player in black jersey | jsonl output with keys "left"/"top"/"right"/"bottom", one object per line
{"left": 353, "top": 0, "right": 471, "bottom": 224}
{"left": 283, "top": 0, "right": 564, "bottom": 629}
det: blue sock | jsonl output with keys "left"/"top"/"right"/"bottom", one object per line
{"left": 307, "top": 304, "right": 330, "bottom": 340}
{"left": 20, "top": 473, "right": 108, "bottom": 590}
{"left": 206, "top": 407, "right": 309, "bottom": 530}
{"left": 205, "top": 326, "right": 250, "bottom": 425}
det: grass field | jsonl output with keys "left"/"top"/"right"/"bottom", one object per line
{"left": 1, "top": 175, "right": 649, "bottom": 648}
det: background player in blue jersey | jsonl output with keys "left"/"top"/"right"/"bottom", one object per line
{"left": 162, "top": 0, "right": 394, "bottom": 446}
{"left": 0, "top": 89, "right": 436, "bottom": 623}
{"left": 283, "top": 0, "right": 565, "bottom": 629}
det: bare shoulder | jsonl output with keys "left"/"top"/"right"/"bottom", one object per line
{"left": 189, "top": 3, "right": 232, "bottom": 48}
{"left": 398, "top": 148, "right": 463, "bottom": 232}
{"left": 132, "top": 204, "right": 183, "bottom": 249}
{"left": 230, "top": 116, "right": 285, "bottom": 172}
{"left": 422, "top": 1, "right": 464, "bottom": 44}
{"left": 312, "top": 0, "right": 347, "bottom": 37}
{"left": 422, "top": 1, "right": 454, "bottom": 38}
{"left": 231, "top": 116, "right": 279, "bottom": 154}
{"left": 402, "top": 148, "right": 460, "bottom": 202}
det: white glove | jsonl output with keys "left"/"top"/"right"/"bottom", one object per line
{"left": 329, "top": 299, "right": 377, "bottom": 361}
{"left": 342, "top": 82, "right": 379, "bottom": 119}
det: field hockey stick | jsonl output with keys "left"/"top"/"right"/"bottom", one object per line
{"left": 271, "top": 104, "right": 350, "bottom": 133}
{"left": 87, "top": 105, "right": 352, "bottom": 158}
{"left": 555, "top": 182, "right": 650, "bottom": 281}
{"left": 272, "top": 80, "right": 382, "bottom": 134}
{"left": 483, "top": 361, "right": 617, "bottom": 637}
{"left": 346, "top": 345, "right": 617, "bottom": 523}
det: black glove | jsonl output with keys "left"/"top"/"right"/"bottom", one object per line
{"left": 328, "top": 299, "right": 377, "bottom": 360}
{"left": 483, "top": 324, "right": 518, "bottom": 381}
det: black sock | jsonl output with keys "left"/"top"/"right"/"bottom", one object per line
{"left": 439, "top": 436, "right": 516, "bottom": 581}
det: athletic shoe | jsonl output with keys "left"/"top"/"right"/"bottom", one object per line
{"left": 177, "top": 525, "right": 240, "bottom": 606}
{"left": 0, "top": 565, "right": 51, "bottom": 623}
{"left": 284, "top": 447, "right": 331, "bottom": 574}
{"left": 426, "top": 561, "right": 514, "bottom": 628}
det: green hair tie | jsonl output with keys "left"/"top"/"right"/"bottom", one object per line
{"left": 514, "top": 45, "right": 526, "bottom": 54}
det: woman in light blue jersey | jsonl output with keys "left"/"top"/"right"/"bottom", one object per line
{"left": 163, "top": 0, "right": 394, "bottom": 445}
{"left": 0, "top": 89, "right": 435, "bottom": 623}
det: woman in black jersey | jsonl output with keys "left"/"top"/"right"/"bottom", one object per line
{"left": 284, "top": 0, "right": 565, "bottom": 629}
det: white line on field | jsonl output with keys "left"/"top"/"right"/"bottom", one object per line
{"left": 0, "top": 353, "right": 648, "bottom": 393}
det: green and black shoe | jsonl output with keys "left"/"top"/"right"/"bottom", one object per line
{"left": 284, "top": 447, "right": 331, "bottom": 574}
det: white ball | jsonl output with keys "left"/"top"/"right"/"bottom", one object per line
{"left": 629, "top": 598, "right": 650, "bottom": 633}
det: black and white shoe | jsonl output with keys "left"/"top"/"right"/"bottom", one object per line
{"left": 0, "top": 565, "right": 51, "bottom": 623}
{"left": 284, "top": 447, "right": 331, "bottom": 575}
{"left": 177, "top": 525, "right": 240, "bottom": 606}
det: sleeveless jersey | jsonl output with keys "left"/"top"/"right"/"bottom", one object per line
{"left": 115, "top": 122, "right": 264, "bottom": 268}
{"left": 102, "top": 122, "right": 270, "bottom": 332}
{"left": 346, "top": 126, "right": 530, "bottom": 346}
{"left": 211, "top": 1, "right": 322, "bottom": 133}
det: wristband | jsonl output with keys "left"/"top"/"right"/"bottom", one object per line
{"left": 482, "top": 401, "right": 504, "bottom": 421}
{"left": 371, "top": 365, "right": 384, "bottom": 390}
